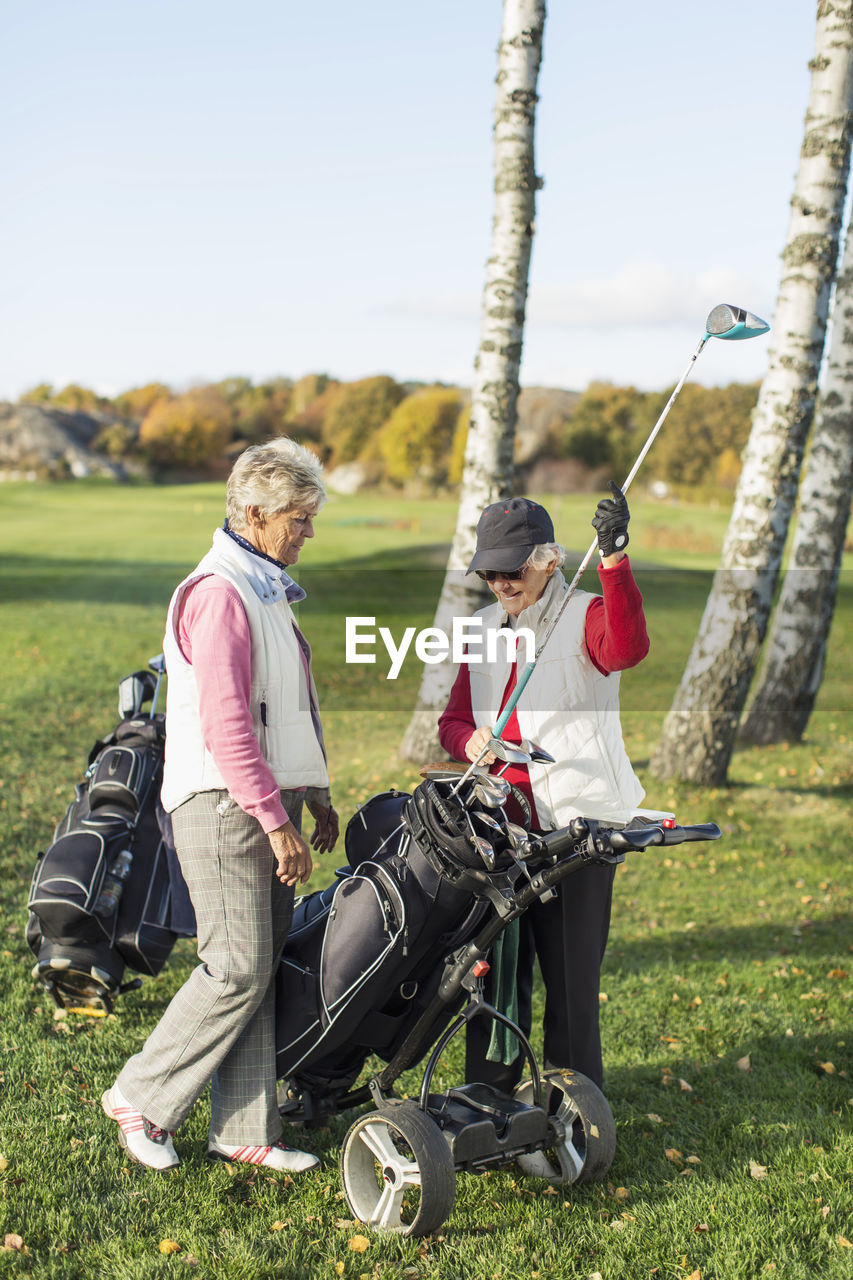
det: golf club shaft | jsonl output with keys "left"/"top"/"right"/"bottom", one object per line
{"left": 491, "top": 332, "right": 709, "bottom": 741}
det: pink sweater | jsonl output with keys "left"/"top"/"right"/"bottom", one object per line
{"left": 176, "top": 576, "right": 294, "bottom": 833}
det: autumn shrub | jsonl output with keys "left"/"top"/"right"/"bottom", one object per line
{"left": 113, "top": 382, "right": 173, "bottom": 421}
{"left": 379, "top": 385, "right": 464, "bottom": 487}
{"left": 215, "top": 376, "right": 293, "bottom": 445}
{"left": 322, "top": 375, "right": 406, "bottom": 465}
{"left": 138, "top": 387, "right": 233, "bottom": 469}
{"left": 287, "top": 378, "right": 343, "bottom": 453}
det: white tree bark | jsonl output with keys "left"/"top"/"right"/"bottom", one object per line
{"left": 651, "top": 0, "right": 853, "bottom": 784}
{"left": 399, "top": 0, "right": 546, "bottom": 763}
{"left": 741, "top": 208, "right": 853, "bottom": 743}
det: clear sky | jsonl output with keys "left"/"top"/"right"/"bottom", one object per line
{"left": 1, "top": 0, "right": 817, "bottom": 400}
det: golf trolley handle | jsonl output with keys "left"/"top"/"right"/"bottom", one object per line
{"left": 608, "top": 820, "right": 721, "bottom": 851}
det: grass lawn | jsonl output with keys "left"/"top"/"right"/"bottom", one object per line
{"left": 0, "top": 482, "right": 850, "bottom": 1279}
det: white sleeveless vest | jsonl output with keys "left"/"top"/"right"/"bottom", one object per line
{"left": 467, "top": 572, "right": 644, "bottom": 827}
{"left": 160, "top": 528, "right": 329, "bottom": 813}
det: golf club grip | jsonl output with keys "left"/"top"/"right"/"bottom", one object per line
{"left": 493, "top": 661, "right": 536, "bottom": 736}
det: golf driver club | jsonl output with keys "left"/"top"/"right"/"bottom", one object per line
{"left": 456, "top": 302, "right": 770, "bottom": 773}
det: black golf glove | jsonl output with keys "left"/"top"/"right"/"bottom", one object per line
{"left": 592, "top": 481, "right": 630, "bottom": 557}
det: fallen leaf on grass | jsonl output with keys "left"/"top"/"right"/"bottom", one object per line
{"left": 679, "top": 1078, "right": 694, "bottom": 1092}
{"left": 736, "top": 1055, "right": 751, "bottom": 1072}
{"left": 819, "top": 1062, "right": 836, "bottom": 1075}
{"left": 827, "top": 968, "right": 848, "bottom": 980}
{"left": 686, "top": 1155, "right": 702, "bottom": 1165}
{"left": 589, "top": 1272, "right": 603, "bottom": 1279}
{"left": 665, "top": 1148, "right": 684, "bottom": 1164}
{"left": 334, "top": 1264, "right": 345, "bottom": 1277}
{"left": 646, "top": 1113, "right": 663, "bottom": 1124}
{"left": 3, "top": 1235, "right": 26, "bottom": 1253}
{"left": 159, "top": 1240, "right": 181, "bottom": 1255}
{"left": 270, "top": 1222, "right": 285, "bottom": 1232}
{"left": 614, "top": 1186, "right": 630, "bottom": 1202}
{"left": 839, "top": 1237, "right": 853, "bottom": 1248}
{"left": 749, "top": 1161, "right": 768, "bottom": 1180}
{"left": 334, "top": 1218, "right": 356, "bottom": 1229}
{"left": 821, "top": 1206, "right": 830, "bottom": 1219}
{"left": 348, "top": 1235, "right": 370, "bottom": 1253}
{"left": 694, "top": 1223, "right": 709, "bottom": 1233}
{"left": 688, "top": 1271, "right": 701, "bottom": 1280}
{"left": 0, "top": 1155, "right": 8, "bottom": 1172}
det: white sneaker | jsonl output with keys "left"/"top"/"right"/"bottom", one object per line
{"left": 208, "top": 1139, "right": 319, "bottom": 1172}
{"left": 101, "top": 1084, "right": 179, "bottom": 1172}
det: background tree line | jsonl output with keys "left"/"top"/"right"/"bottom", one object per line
{"left": 16, "top": 373, "right": 759, "bottom": 497}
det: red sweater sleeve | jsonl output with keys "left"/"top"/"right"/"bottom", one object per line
{"left": 438, "top": 663, "right": 476, "bottom": 762}
{"left": 584, "top": 555, "right": 650, "bottom": 675}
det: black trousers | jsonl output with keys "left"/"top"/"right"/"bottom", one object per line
{"left": 465, "top": 861, "right": 616, "bottom": 1091}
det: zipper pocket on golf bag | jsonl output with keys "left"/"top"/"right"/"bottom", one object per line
{"left": 87, "top": 744, "right": 158, "bottom": 813}
{"left": 28, "top": 816, "right": 133, "bottom": 946}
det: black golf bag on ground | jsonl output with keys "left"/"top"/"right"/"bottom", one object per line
{"left": 27, "top": 658, "right": 195, "bottom": 1012}
{"left": 275, "top": 765, "right": 722, "bottom": 1236}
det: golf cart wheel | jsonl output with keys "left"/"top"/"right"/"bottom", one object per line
{"left": 340, "top": 1101, "right": 455, "bottom": 1237}
{"left": 513, "top": 1069, "right": 616, "bottom": 1184}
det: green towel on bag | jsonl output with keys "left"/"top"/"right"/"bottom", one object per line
{"left": 485, "top": 917, "right": 521, "bottom": 1065}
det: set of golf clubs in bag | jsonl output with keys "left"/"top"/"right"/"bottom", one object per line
{"left": 26, "top": 305, "right": 768, "bottom": 1233}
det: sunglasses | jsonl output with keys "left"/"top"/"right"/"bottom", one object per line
{"left": 476, "top": 564, "right": 531, "bottom": 583}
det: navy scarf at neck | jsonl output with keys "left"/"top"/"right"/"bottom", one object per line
{"left": 223, "top": 519, "right": 293, "bottom": 574}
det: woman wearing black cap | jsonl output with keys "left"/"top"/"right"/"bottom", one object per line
{"left": 438, "top": 489, "right": 648, "bottom": 1090}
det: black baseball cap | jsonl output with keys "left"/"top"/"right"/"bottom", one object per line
{"left": 467, "top": 498, "right": 555, "bottom": 574}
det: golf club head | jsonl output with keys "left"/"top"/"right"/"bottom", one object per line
{"left": 473, "top": 810, "right": 504, "bottom": 832}
{"left": 473, "top": 783, "right": 505, "bottom": 810}
{"left": 505, "top": 821, "right": 532, "bottom": 857}
{"left": 471, "top": 835, "right": 496, "bottom": 870}
{"left": 526, "top": 741, "right": 556, "bottom": 765}
{"left": 473, "top": 772, "right": 510, "bottom": 797}
{"left": 704, "top": 304, "right": 770, "bottom": 342}
{"left": 487, "top": 737, "right": 532, "bottom": 766}
{"left": 118, "top": 670, "right": 156, "bottom": 718}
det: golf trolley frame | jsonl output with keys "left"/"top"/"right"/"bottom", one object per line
{"left": 319, "top": 778, "right": 722, "bottom": 1236}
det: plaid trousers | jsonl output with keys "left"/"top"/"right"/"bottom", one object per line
{"left": 116, "top": 789, "right": 301, "bottom": 1145}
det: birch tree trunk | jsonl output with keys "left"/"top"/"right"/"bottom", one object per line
{"left": 399, "top": 0, "right": 546, "bottom": 763}
{"left": 740, "top": 213, "right": 853, "bottom": 743}
{"left": 650, "top": 0, "right": 853, "bottom": 785}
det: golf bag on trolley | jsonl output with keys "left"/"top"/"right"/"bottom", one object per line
{"left": 275, "top": 786, "right": 493, "bottom": 1122}
{"left": 26, "top": 657, "right": 195, "bottom": 1012}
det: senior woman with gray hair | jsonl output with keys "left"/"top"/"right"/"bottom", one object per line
{"left": 102, "top": 437, "right": 338, "bottom": 1172}
{"left": 439, "top": 492, "right": 648, "bottom": 1093}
